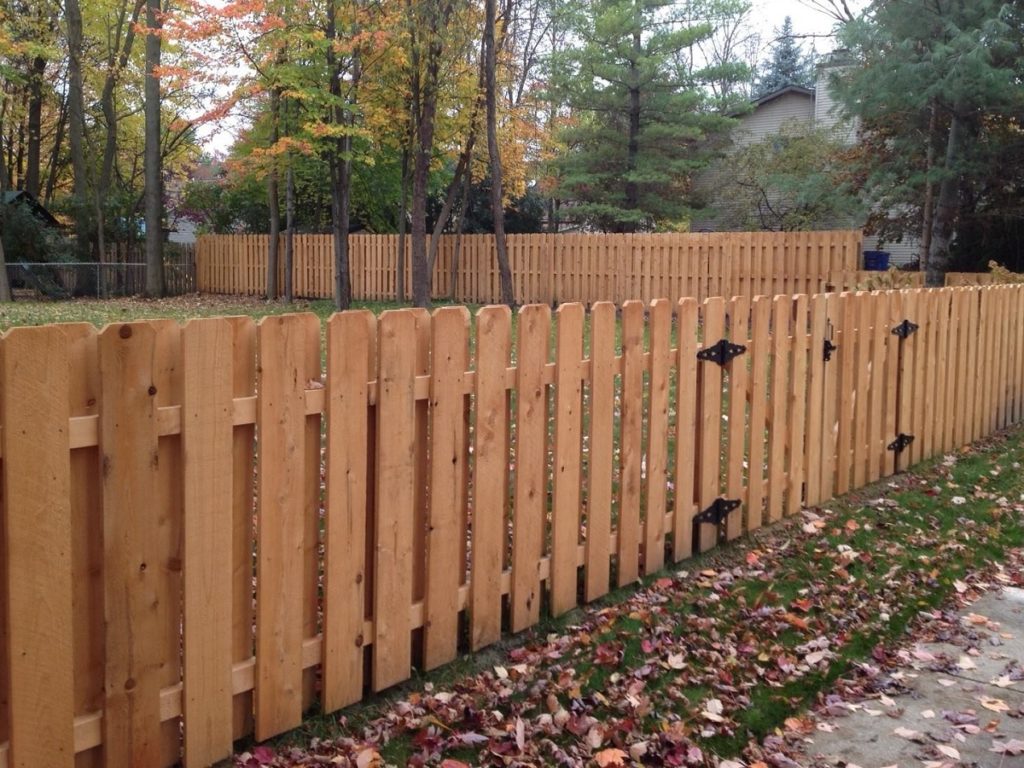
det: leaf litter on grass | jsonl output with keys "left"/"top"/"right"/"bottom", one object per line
{"left": 235, "top": 427, "right": 1024, "bottom": 768}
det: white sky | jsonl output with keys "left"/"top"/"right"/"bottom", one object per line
{"left": 751, "top": 0, "right": 868, "bottom": 52}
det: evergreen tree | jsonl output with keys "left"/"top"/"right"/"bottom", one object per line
{"left": 832, "top": 0, "right": 1024, "bottom": 282}
{"left": 548, "top": 0, "right": 740, "bottom": 232}
{"left": 756, "top": 16, "right": 814, "bottom": 96}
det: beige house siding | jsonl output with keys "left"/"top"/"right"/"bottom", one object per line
{"left": 734, "top": 92, "right": 815, "bottom": 146}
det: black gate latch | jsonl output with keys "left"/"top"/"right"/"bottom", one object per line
{"left": 891, "top": 319, "right": 918, "bottom": 339}
{"left": 888, "top": 433, "right": 915, "bottom": 453}
{"left": 823, "top": 339, "right": 838, "bottom": 362}
{"left": 697, "top": 339, "right": 746, "bottom": 366}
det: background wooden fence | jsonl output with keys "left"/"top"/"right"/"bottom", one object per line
{"left": 196, "top": 231, "right": 874, "bottom": 304}
{"left": 2, "top": 284, "right": 1023, "bottom": 767}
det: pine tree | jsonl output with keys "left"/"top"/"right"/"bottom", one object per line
{"left": 548, "top": 0, "right": 740, "bottom": 232}
{"left": 756, "top": 16, "right": 814, "bottom": 96}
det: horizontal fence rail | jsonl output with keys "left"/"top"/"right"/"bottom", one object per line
{"left": 1, "top": 285, "right": 1023, "bottom": 767}
{"left": 196, "top": 231, "right": 882, "bottom": 304}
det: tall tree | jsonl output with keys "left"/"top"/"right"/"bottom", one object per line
{"left": 755, "top": 16, "right": 814, "bottom": 96}
{"left": 549, "top": 0, "right": 739, "bottom": 232}
{"left": 143, "top": 0, "right": 164, "bottom": 296}
{"left": 64, "top": 0, "right": 90, "bottom": 260}
{"left": 484, "top": 0, "right": 513, "bottom": 304}
{"left": 832, "top": 0, "right": 1024, "bottom": 282}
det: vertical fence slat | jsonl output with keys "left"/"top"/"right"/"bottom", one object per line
{"left": 2, "top": 327, "right": 75, "bottom": 768}
{"left": 852, "top": 293, "right": 872, "bottom": 489}
{"left": 767, "top": 296, "right": 790, "bottom": 523}
{"left": 373, "top": 311, "right": 418, "bottom": 689}
{"left": 697, "top": 297, "right": 725, "bottom": 551}
{"left": 786, "top": 296, "right": 809, "bottom": 516}
{"left": 747, "top": 297, "right": 771, "bottom": 530}
{"left": 804, "top": 296, "right": 826, "bottom": 506}
{"left": 424, "top": 307, "right": 470, "bottom": 667}
{"left": 471, "top": 306, "right": 511, "bottom": 649}
{"left": 99, "top": 322, "right": 164, "bottom": 766}
{"left": 323, "top": 311, "right": 375, "bottom": 711}
{"left": 181, "top": 319, "right": 234, "bottom": 767}
{"left": 551, "top": 304, "right": 584, "bottom": 615}
{"left": 868, "top": 292, "right": 888, "bottom": 481}
{"left": 617, "top": 301, "right": 644, "bottom": 582}
{"left": 585, "top": 302, "right": 616, "bottom": 598}
{"left": 255, "top": 315, "right": 309, "bottom": 737}
{"left": 228, "top": 317, "right": 256, "bottom": 740}
{"left": 725, "top": 296, "right": 749, "bottom": 540}
{"left": 644, "top": 299, "right": 671, "bottom": 570}
{"left": 673, "top": 298, "right": 699, "bottom": 560}
{"left": 511, "top": 304, "right": 550, "bottom": 631}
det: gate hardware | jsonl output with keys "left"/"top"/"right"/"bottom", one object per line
{"left": 823, "top": 339, "right": 838, "bottom": 362}
{"left": 697, "top": 339, "right": 746, "bottom": 366}
{"left": 887, "top": 433, "right": 915, "bottom": 454}
{"left": 693, "top": 498, "right": 741, "bottom": 552}
{"left": 891, "top": 319, "right": 918, "bottom": 339}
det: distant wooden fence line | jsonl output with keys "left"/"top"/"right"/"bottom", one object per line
{"left": 2, "top": 285, "right": 1023, "bottom": 767}
{"left": 196, "top": 231, "right": 875, "bottom": 304}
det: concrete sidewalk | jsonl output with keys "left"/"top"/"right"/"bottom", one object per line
{"left": 792, "top": 587, "right": 1024, "bottom": 768}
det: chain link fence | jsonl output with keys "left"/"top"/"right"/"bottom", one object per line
{"left": 7, "top": 258, "right": 195, "bottom": 299}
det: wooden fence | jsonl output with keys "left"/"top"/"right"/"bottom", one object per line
{"left": 196, "top": 231, "right": 869, "bottom": 304}
{"left": 2, "top": 285, "right": 1023, "bottom": 767}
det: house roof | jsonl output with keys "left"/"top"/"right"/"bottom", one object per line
{"left": 1, "top": 189, "right": 60, "bottom": 228}
{"left": 751, "top": 85, "right": 815, "bottom": 108}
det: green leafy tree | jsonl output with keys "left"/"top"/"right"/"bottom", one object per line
{"left": 755, "top": 16, "right": 814, "bottom": 96}
{"left": 548, "top": 0, "right": 740, "bottom": 232}
{"left": 716, "top": 120, "right": 864, "bottom": 231}
{"left": 832, "top": 0, "right": 1024, "bottom": 283}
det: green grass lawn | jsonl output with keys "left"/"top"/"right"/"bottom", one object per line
{"left": 236, "top": 424, "right": 1024, "bottom": 767}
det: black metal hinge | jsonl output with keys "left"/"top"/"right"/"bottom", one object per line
{"left": 888, "top": 433, "right": 915, "bottom": 453}
{"left": 823, "top": 339, "right": 838, "bottom": 362}
{"left": 891, "top": 319, "right": 919, "bottom": 339}
{"left": 693, "top": 498, "right": 741, "bottom": 551}
{"left": 697, "top": 339, "right": 746, "bottom": 366}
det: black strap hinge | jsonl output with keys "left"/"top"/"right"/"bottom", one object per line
{"left": 693, "top": 498, "right": 741, "bottom": 552}
{"left": 823, "top": 339, "right": 838, "bottom": 362}
{"left": 891, "top": 319, "right": 918, "bottom": 339}
{"left": 888, "top": 433, "right": 915, "bottom": 453}
{"left": 697, "top": 339, "right": 746, "bottom": 366}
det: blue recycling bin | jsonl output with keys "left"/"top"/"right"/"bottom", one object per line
{"left": 863, "top": 250, "right": 890, "bottom": 271}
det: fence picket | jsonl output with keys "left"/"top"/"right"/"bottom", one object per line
{"left": 511, "top": 305, "right": 551, "bottom": 630}
{"left": 255, "top": 315, "right": 310, "bottom": 738}
{"left": 725, "top": 296, "right": 749, "bottom": 540}
{"left": 323, "top": 311, "right": 375, "bottom": 710}
{"left": 767, "top": 296, "right": 790, "bottom": 523}
{"left": 98, "top": 322, "right": 165, "bottom": 767}
{"left": 618, "top": 301, "right": 645, "bottom": 582}
{"left": 373, "top": 311, "right": 418, "bottom": 690}
{"left": 697, "top": 298, "right": 725, "bottom": 551}
{"left": 181, "top": 320, "right": 235, "bottom": 767}
{"left": 586, "top": 302, "right": 617, "bottom": 597}
{"left": 552, "top": 304, "right": 584, "bottom": 614}
{"left": 471, "top": 307, "right": 511, "bottom": 648}
{"left": 424, "top": 308, "right": 470, "bottom": 667}
{"left": 645, "top": 299, "right": 672, "bottom": 570}
{"left": 1, "top": 327, "right": 76, "bottom": 768}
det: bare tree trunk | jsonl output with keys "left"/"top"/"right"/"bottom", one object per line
{"left": 920, "top": 100, "right": 938, "bottom": 272}
{"left": 326, "top": 0, "right": 354, "bottom": 310}
{"left": 66, "top": 0, "right": 90, "bottom": 261}
{"left": 25, "top": 54, "right": 45, "bottom": 196}
{"left": 449, "top": 160, "right": 472, "bottom": 299}
{"left": 396, "top": 146, "right": 409, "bottom": 302}
{"left": 285, "top": 161, "right": 294, "bottom": 302}
{"left": 485, "top": 0, "right": 513, "bottom": 305}
{"left": 427, "top": 139, "right": 473, "bottom": 275}
{"left": 43, "top": 90, "right": 67, "bottom": 205}
{"left": 266, "top": 87, "right": 281, "bottom": 300}
{"left": 143, "top": 0, "right": 165, "bottom": 297}
{"left": 925, "top": 111, "right": 963, "bottom": 287}
{"left": 0, "top": 231, "right": 11, "bottom": 302}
